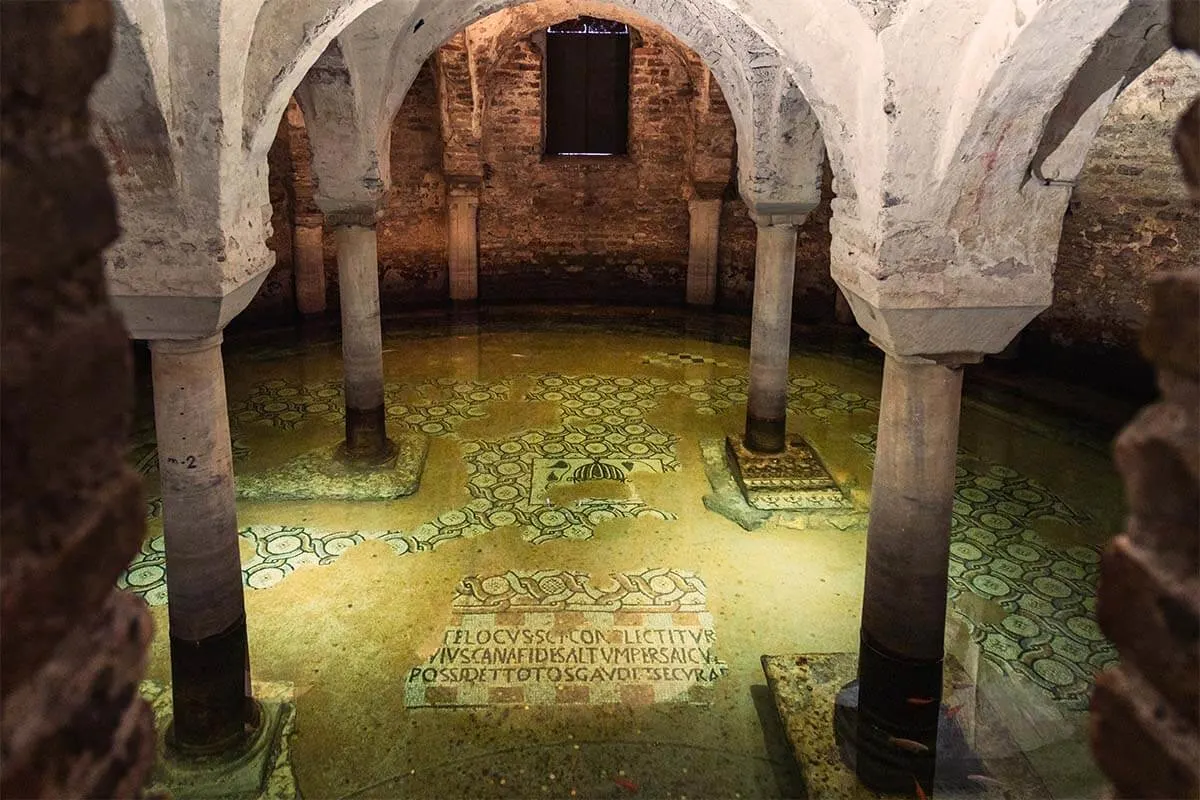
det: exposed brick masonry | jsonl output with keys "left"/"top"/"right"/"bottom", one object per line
{"left": 1, "top": 0, "right": 154, "bottom": 796}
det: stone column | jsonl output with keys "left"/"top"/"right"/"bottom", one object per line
{"left": 850, "top": 353, "right": 966, "bottom": 791}
{"left": 150, "top": 334, "right": 255, "bottom": 754}
{"left": 447, "top": 185, "right": 480, "bottom": 302}
{"left": 293, "top": 215, "right": 326, "bottom": 315}
{"left": 686, "top": 197, "right": 722, "bottom": 306}
{"left": 334, "top": 221, "right": 392, "bottom": 462}
{"left": 744, "top": 221, "right": 799, "bottom": 453}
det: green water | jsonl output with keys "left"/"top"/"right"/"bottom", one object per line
{"left": 124, "top": 309, "right": 1126, "bottom": 799}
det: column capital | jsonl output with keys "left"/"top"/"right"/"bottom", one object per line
{"left": 871, "top": 342, "right": 982, "bottom": 368}
{"left": 446, "top": 174, "right": 482, "bottom": 196}
{"left": 323, "top": 206, "right": 380, "bottom": 229}
{"left": 746, "top": 200, "right": 814, "bottom": 228}
{"left": 148, "top": 332, "right": 224, "bottom": 355}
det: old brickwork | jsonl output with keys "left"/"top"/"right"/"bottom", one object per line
{"left": 477, "top": 33, "right": 694, "bottom": 303}
{"left": 1028, "top": 51, "right": 1200, "bottom": 378}
{"left": 243, "top": 113, "right": 299, "bottom": 324}
{"left": 374, "top": 60, "right": 450, "bottom": 307}
{"left": 254, "top": 6, "right": 842, "bottom": 319}
{"left": 0, "top": 0, "right": 155, "bottom": 796}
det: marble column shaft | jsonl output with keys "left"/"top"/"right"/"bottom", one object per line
{"left": 335, "top": 223, "right": 389, "bottom": 460}
{"left": 745, "top": 222, "right": 798, "bottom": 453}
{"left": 150, "top": 334, "right": 253, "bottom": 752}
{"left": 686, "top": 198, "right": 722, "bottom": 306}
{"left": 856, "top": 354, "right": 964, "bottom": 753}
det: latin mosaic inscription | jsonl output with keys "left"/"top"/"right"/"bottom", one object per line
{"left": 405, "top": 569, "right": 729, "bottom": 707}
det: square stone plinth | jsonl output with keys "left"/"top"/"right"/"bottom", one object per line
{"left": 235, "top": 433, "right": 428, "bottom": 501}
{"left": 760, "top": 653, "right": 1051, "bottom": 800}
{"left": 141, "top": 681, "right": 297, "bottom": 800}
{"left": 726, "top": 436, "right": 851, "bottom": 511}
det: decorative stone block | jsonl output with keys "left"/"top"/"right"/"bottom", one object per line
{"left": 725, "top": 435, "right": 850, "bottom": 510}
{"left": 235, "top": 433, "right": 428, "bottom": 501}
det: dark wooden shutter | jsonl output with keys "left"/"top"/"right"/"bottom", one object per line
{"left": 545, "top": 33, "right": 589, "bottom": 154}
{"left": 545, "top": 23, "right": 629, "bottom": 155}
{"left": 584, "top": 33, "right": 629, "bottom": 155}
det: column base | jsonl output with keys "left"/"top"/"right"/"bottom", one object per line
{"left": 167, "top": 617, "right": 253, "bottom": 755}
{"left": 761, "top": 653, "right": 1047, "bottom": 799}
{"left": 235, "top": 433, "right": 428, "bottom": 502}
{"left": 342, "top": 405, "right": 392, "bottom": 464}
{"left": 725, "top": 435, "right": 850, "bottom": 511}
{"left": 744, "top": 414, "right": 787, "bottom": 453}
{"left": 146, "top": 681, "right": 295, "bottom": 800}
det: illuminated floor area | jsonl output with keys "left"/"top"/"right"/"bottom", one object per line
{"left": 121, "top": 309, "right": 1125, "bottom": 799}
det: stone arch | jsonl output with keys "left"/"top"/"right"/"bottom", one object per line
{"left": 92, "top": 0, "right": 176, "bottom": 198}
{"left": 939, "top": 0, "right": 1172, "bottom": 236}
{"left": 243, "top": 0, "right": 842, "bottom": 211}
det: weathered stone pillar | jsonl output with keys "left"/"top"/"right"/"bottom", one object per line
{"left": 150, "top": 334, "right": 255, "bottom": 754}
{"left": 293, "top": 215, "right": 326, "bottom": 315}
{"left": 333, "top": 220, "right": 392, "bottom": 462}
{"left": 745, "top": 220, "right": 799, "bottom": 453}
{"left": 447, "top": 183, "right": 480, "bottom": 302}
{"left": 851, "top": 353, "right": 966, "bottom": 790}
{"left": 686, "top": 197, "right": 722, "bottom": 306}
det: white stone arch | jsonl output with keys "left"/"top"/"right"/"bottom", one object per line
{"left": 242, "top": 0, "right": 847, "bottom": 212}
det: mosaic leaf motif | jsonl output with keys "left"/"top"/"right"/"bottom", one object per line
{"left": 850, "top": 430, "right": 1110, "bottom": 710}
{"left": 455, "top": 568, "right": 709, "bottom": 613}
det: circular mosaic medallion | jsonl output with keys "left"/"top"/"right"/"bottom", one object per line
{"left": 1001, "top": 614, "right": 1040, "bottom": 638}
{"left": 1032, "top": 575, "right": 1072, "bottom": 599}
{"left": 971, "top": 574, "right": 1011, "bottom": 597}
{"left": 1066, "top": 615, "right": 1105, "bottom": 642}
{"left": 949, "top": 541, "right": 983, "bottom": 561}
{"left": 1032, "top": 657, "right": 1075, "bottom": 687}
{"left": 1006, "top": 542, "right": 1041, "bottom": 563}
{"left": 126, "top": 564, "right": 164, "bottom": 588}
{"left": 979, "top": 513, "right": 1015, "bottom": 531}
{"left": 247, "top": 566, "right": 286, "bottom": 590}
{"left": 265, "top": 534, "right": 302, "bottom": 556}
{"left": 488, "top": 510, "right": 518, "bottom": 527}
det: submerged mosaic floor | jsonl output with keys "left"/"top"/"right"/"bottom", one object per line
{"left": 405, "top": 568, "right": 728, "bottom": 708}
{"left": 852, "top": 430, "right": 1111, "bottom": 709}
{"left": 123, "top": 319, "right": 1122, "bottom": 799}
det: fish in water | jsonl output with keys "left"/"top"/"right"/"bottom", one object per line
{"left": 946, "top": 704, "right": 964, "bottom": 719}
{"left": 612, "top": 776, "right": 639, "bottom": 793}
{"left": 888, "top": 736, "right": 931, "bottom": 754}
{"left": 906, "top": 696, "right": 935, "bottom": 706}
{"left": 913, "top": 777, "right": 928, "bottom": 800}
{"left": 968, "top": 774, "right": 1004, "bottom": 788}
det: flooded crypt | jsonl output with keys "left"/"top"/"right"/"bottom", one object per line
{"left": 1, "top": 1, "right": 1198, "bottom": 799}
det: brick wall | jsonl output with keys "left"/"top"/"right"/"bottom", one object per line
{"left": 1, "top": 1, "right": 155, "bottom": 796}
{"left": 1025, "top": 51, "right": 1200, "bottom": 391}
{"left": 476, "top": 33, "right": 691, "bottom": 303}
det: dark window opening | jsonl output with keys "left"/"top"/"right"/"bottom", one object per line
{"left": 545, "top": 17, "right": 630, "bottom": 156}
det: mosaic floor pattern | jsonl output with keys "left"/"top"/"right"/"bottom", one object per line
{"left": 123, "top": 343, "right": 1114, "bottom": 719}
{"left": 853, "top": 430, "right": 1110, "bottom": 710}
